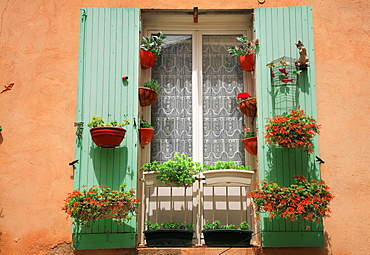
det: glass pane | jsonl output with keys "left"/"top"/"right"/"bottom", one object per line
{"left": 202, "top": 35, "right": 245, "bottom": 165}
{"left": 151, "top": 35, "right": 193, "bottom": 163}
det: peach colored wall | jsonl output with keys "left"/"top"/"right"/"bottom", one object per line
{"left": 0, "top": 0, "right": 369, "bottom": 254}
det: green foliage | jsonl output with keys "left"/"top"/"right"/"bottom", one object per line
{"left": 140, "top": 120, "right": 154, "bottom": 129}
{"left": 203, "top": 161, "right": 251, "bottom": 171}
{"left": 228, "top": 36, "right": 259, "bottom": 56}
{"left": 203, "top": 220, "right": 250, "bottom": 230}
{"left": 140, "top": 32, "right": 167, "bottom": 56}
{"left": 141, "top": 153, "right": 202, "bottom": 187}
{"left": 142, "top": 79, "right": 161, "bottom": 93}
{"left": 62, "top": 184, "right": 140, "bottom": 228}
{"left": 145, "top": 221, "right": 194, "bottom": 231}
{"left": 87, "top": 116, "right": 130, "bottom": 128}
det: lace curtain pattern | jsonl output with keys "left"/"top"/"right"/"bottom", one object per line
{"left": 151, "top": 34, "right": 245, "bottom": 165}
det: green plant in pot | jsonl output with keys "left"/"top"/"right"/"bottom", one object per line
{"left": 140, "top": 31, "right": 167, "bottom": 69}
{"left": 144, "top": 221, "right": 194, "bottom": 247}
{"left": 202, "top": 220, "right": 253, "bottom": 247}
{"left": 228, "top": 36, "right": 259, "bottom": 72}
{"left": 202, "top": 161, "right": 254, "bottom": 187}
{"left": 139, "top": 79, "right": 161, "bottom": 107}
{"left": 62, "top": 184, "right": 140, "bottom": 228}
{"left": 87, "top": 116, "right": 130, "bottom": 148}
{"left": 141, "top": 153, "right": 202, "bottom": 187}
{"left": 139, "top": 120, "right": 155, "bottom": 146}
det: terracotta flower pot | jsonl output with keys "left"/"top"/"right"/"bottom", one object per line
{"left": 139, "top": 128, "right": 155, "bottom": 146}
{"left": 90, "top": 126, "right": 126, "bottom": 148}
{"left": 238, "top": 54, "right": 255, "bottom": 72}
{"left": 242, "top": 137, "right": 257, "bottom": 155}
{"left": 238, "top": 97, "right": 257, "bottom": 118}
{"left": 139, "top": 87, "right": 158, "bottom": 107}
{"left": 140, "top": 50, "right": 156, "bottom": 69}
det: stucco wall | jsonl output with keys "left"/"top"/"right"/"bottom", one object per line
{"left": 0, "top": 0, "right": 369, "bottom": 254}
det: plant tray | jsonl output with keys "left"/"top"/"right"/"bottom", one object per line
{"left": 202, "top": 229, "right": 253, "bottom": 247}
{"left": 144, "top": 229, "right": 194, "bottom": 247}
{"left": 202, "top": 169, "right": 254, "bottom": 187}
{"left": 143, "top": 171, "right": 177, "bottom": 187}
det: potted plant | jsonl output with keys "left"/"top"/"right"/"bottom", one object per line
{"left": 242, "top": 125, "right": 257, "bottom": 155}
{"left": 264, "top": 109, "right": 320, "bottom": 153}
{"left": 143, "top": 221, "right": 194, "bottom": 247}
{"left": 87, "top": 116, "right": 130, "bottom": 148}
{"left": 248, "top": 176, "right": 334, "bottom": 227}
{"left": 202, "top": 220, "right": 253, "bottom": 247}
{"left": 228, "top": 36, "right": 259, "bottom": 72}
{"left": 237, "top": 92, "right": 256, "bottom": 118}
{"left": 62, "top": 184, "right": 140, "bottom": 228}
{"left": 140, "top": 32, "right": 167, "bottom": 69}
{"left": 139, "top": 79, "right": 161, "bottom": 107}
{"left": 139, "top": 120, "right": 155, "bottom": 146}
{"left": 140, "top": 153, "right": 202, "bottom": 188}
{"left": 202, "top": 161, "right": 254, "bottom": 187}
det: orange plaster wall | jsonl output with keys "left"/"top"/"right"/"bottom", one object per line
{"left": 0, "top": 0, "right": 369, "bottom": 254}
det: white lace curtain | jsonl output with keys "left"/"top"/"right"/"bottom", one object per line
{"left": 151, "top": 35, "right": 245, "bottom": 165}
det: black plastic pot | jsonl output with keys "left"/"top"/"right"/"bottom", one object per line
{"left": 202, "top": 229, "right": 253, "bottom": 247}
{"left": 144, "top": 229, "right": 194, "bottom": 247}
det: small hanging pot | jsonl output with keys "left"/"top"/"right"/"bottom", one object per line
{"left": 139, "top": 128, "right": 155, "bottom": 146}
{"left": 238, "top": 97, "right": 257, "bottom": 118}
{"left": 242, "top": 137, "right": 257, "bottom": 155}
{"left": 139, "top": 87, "right": 158, "bottom": 107}
{"left": 140, "top": 50, "right": 156, "bottom": 69}
{"left": 90, "top": 126, "right": 126, "bottom": 148}
{"left": 238, "top": 54, "right": 255, "bottom": 72}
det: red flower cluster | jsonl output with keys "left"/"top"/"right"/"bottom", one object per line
{"left": 248, "top": 176, "right": 334, "bottom": 225}
{"left": 264, "top": 109, "right": 320, "bottom": 153}
{"left": 62, "top": 184, "right": 140, "bottom": 227}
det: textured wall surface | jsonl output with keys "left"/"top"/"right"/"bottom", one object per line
{"left": 0, "top": 0, "right": 369, "bottom": 254}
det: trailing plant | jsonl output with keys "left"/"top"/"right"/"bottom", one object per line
{"left": 203, "top": 161, "right": 251, "bottom": 171}
{"left": 248, "top": 176, "right": 334, "bottom": 226}
{"left": 243, "top": 125, "right": 255, "bottom": 139}
{"left": 228, "top": 36, "right": 259, "bottom": 56}
{"left": 145, "top": 221, "right": 194, "bottom": 231}
{"left": 142, "top": 79, "right": 161, "bottom": 93}
{"left": 140, "top": 32, "right": 167, "bottom": 56}
{"left": 140, "top": 120, "right": 154, "bottom": 129}
{"left": 62, "top": 184, "right": 140, "bottom": 228}
{"left": 264, "top": 109, "right": 320, "bottom": 154}
{"left": 203, "top": 220, "right": 250, "bottom": 230}
{"left": 140, "top": 153, "right": 202, "bottom": 187}
{"left": 87, "top": 116, "right": 130, "bottom": 128}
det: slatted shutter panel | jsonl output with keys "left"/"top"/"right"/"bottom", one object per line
{"left": 73, "top": 8, "right": 140, "bottom": 250}
{"left": 254, "top": 6, "right": 323, "bottom": 247}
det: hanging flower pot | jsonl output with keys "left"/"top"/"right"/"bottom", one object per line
{"left": 90, "top": 127, "right": 126, "bottom": 148}
{"left": 140, "top": 50, "right": 156, "bottom": 69}
{"left": 242, "top": 137, "right": 257, "bottom": 155}
{"left": 238, "top": 54, "right": 255, "bottom": 72}
{"left": 139, "top": 87, "right": 158, "bottom": 107}
{"left": 139, "top": 128, "right": 155, "bottom": 146}
{"left": 238, "top": 96, "right": 257, "bottom": 118}
{"left": 87, "top": 116, "right": 130, "bottom": 148}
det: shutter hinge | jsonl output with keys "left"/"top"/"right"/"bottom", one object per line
{"left": 74, "top": 122, "right": 84, "bottom": 139}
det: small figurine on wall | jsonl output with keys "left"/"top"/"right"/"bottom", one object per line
{"left": 295, "top": 40, "right": 309, "bottom": 68}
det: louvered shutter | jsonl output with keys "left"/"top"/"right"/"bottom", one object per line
{"left": 73, "top": 8, "right": 140, "bottom": 250}
{"left": 255, "top": 6, "right": 323, "bottom": 247}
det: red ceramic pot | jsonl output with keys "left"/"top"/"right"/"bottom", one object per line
{"left": 139, "top": 128, "right": 155, "bottom": 146}
{"left": 238, "top": 54, "right": 255, "bottom": 72}
{"left": 242, "top": 137, "right": 257, "bottom": 155}
{"left": 90, "top": 126, "right": 126, "bottom": 148}
{"left": 140, "top": 50, "right": 156, "bottom": 69}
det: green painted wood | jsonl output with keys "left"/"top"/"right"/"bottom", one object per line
{"left": 262, "top": 231, "right": 324, "bottom": 247}
{"left": 254, "top": 6, "right": 323, "bottom": 247}
{"left": 73, "top": 7, "right": 140, "bottom": 250}
{"left": 73, "top": 233, "right": 136, "bottom": 250}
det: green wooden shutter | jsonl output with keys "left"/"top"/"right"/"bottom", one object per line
{"left": 73, "top": 8, "right": 140, "bottom": 250}
{"left": 255, "top": 6, "right": 323, "bottom": 247}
